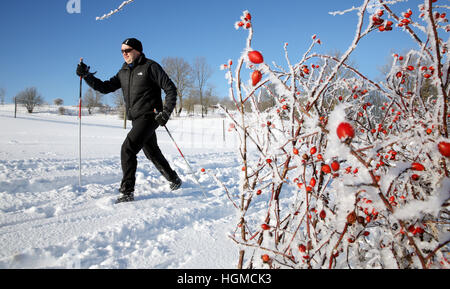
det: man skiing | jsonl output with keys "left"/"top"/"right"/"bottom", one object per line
{"left": 76, "top": 38, "right": 182, "bottom": 203}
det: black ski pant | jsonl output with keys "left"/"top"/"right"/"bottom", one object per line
{"left": 120, "top": 113, "right": 178, "bottom": 192}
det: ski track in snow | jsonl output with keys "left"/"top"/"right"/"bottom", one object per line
{"left": 0, "top": 114, "right": 241, "bottom": 269}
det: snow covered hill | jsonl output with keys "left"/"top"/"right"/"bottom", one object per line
{"left": 0, "top": 106, "right": 242, "bottom": 268}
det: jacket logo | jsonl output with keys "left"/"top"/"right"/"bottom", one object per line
{"left": 137, "top": 72, "right": 144, "bottom": 76}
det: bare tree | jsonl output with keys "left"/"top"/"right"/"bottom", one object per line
{"left": 202, "top": 86, "right": 219, "bottom": 116}
{"left": 114, "top": 90, "right": 126, "bottom": 119}
{"left": 54, "top": 98, "right": 64, "bottom": 106}
{"left": 84, "top": 88, "right": 103, "bottom": 115}
{"left": 16, "top": 87, "right": 44, "bottom": 113}
{"left": 162, "top": 57, "right": 192, "bottom": 116}
{"left": 184, "top": 89, "right": 200, "bottom": 115}
{"left": 219, "top": 97, "right": 235, "bottom": 111}
{"left": 192, "top": 57, "right": 213, "bottom": 118}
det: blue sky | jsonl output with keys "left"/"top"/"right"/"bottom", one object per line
{"left": 0, "top": 0, "right": 422, "bottom": 106}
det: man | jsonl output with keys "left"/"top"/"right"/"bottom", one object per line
{"left": 76, "top": 38, "right": 182, "bottom": 203}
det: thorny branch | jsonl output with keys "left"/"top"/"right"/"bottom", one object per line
{"left": 217, "top": 1, "right": 450, "bottom": 269}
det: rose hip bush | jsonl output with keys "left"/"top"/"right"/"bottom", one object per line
{"left": 217, "top": 1, "right": 449, "bottom": 269}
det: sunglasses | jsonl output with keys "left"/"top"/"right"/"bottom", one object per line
{"left": 121, "top": 48, "right": 134, "bottom": 54}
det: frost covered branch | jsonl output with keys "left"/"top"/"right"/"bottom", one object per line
{"left": 218, "top": 1, "right": 450, "bottom": 269}
{"left": 96, "top": 0, "right": 135, "bottom": 21}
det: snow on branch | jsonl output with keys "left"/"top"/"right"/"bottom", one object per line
{"left": 329, "top": 5, "right": 361, "bottom": 16}
{"left": 96, "top": 0, "right": 135, "bottom": 21}
{"left": 219, "top": 2, "right": 450, "bottom": 269}
{"left": 329, "top": 0, "right": 406, "bottom": 16}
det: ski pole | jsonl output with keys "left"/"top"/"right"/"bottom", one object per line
{"left": 78, "top": 58, "right": 83, "bottom": 187}
{"left": 162, "top": 124, "right": 207, "bottom": 198}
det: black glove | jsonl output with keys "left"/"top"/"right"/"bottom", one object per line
{"left": 76, "top": 62, "right": 93, "bottom": 78}
{"left": 155, "top": 110, "right": 170, "bottom": 126}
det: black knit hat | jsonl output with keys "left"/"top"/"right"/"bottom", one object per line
{"left": 122, "top": 38, "right": 143, "bottom": 53}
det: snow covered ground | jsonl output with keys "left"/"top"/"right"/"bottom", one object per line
{"left": 0, "top": 105, "right": 243, "bottom": 269}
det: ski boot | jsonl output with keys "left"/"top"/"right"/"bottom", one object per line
{"left": 116, "top": 184, "right": 135, "bottom": 204}
{"left": 115, "top": 192, "right": 134, "bottom": 204}
{"left": 170, "top": 175, "right": 182, "bottom": 191}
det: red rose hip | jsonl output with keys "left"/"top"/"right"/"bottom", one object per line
{"left": 252, "top": 70, "right": 262, "bottom": 86}
{"left": 337, "top": 122, "right": 355, "bottom": 141}
{"left": 438, "top": 141, "right": 450, "bottom": 157}
{"left": 248, "top": 50, "right": 264, "bottom": 64}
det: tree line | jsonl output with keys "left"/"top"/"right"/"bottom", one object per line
{"left": 3, "top": 56, "right": 233, "bottom": 116}
{"left": 2, "top": 52, "right": 437, "bottom": 117}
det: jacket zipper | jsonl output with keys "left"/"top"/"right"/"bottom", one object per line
{"left": 127, "top": 68, "right": 133, "bottom": 119}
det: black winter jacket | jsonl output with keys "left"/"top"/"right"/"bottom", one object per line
{"left": 84, "top": 54, "right": 177, "bottom": 121}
